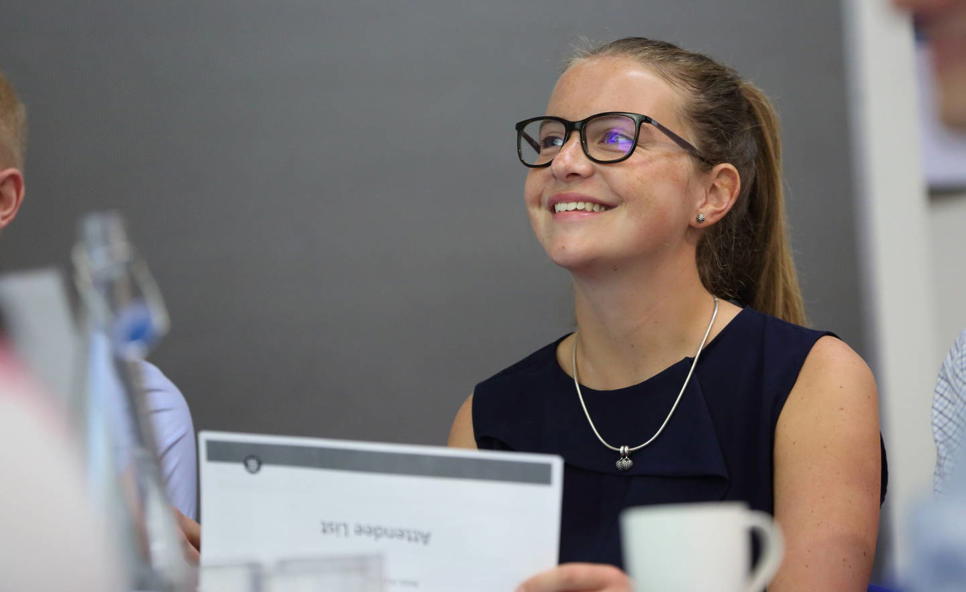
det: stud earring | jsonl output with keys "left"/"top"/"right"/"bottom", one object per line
{"left": 696, "top": 213, "right": 706, "bottom": 223}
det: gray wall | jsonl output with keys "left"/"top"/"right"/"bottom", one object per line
{"left": 0, "top": 1, "right": 862, "bottom": 445}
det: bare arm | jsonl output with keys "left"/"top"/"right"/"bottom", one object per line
{"left": 770, "top": 336, "right": 881, "bottom": 591}
{"left": 448, "top": 394, "right": 477, "bottom": 449}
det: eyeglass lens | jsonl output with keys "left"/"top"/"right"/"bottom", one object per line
{"left": 518, "top": 114, "right": 638, "bottom": 166}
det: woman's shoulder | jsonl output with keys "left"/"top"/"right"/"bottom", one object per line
{"left": 710, "top": 306, "right": 835, "bottom": 370}
{"left": 476, "top": 335, "right": 569, "bottom": 389}
{"left": 766, "top": 310, "right": 877, "bottom": 452}
{"left": 750, "top": 308, "right": 866, "bottom": 376}
{"left": 737, "top": 306, "right": 833, "bottom": 341}
{"left": 470, "top": 335, "right": 571, "bottom": 450}
{"left": 712, "top": 307, "right": 852, "bottom": 414}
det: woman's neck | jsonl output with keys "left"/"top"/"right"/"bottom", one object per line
{"left": 563, "top": 255, "right": 735, "bottom": 390}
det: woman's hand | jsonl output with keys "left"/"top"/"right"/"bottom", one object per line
{"left": 173, "top": 508, "right": 201, "bottom": 564}
{"left": 516, "top": 563, "right": 631, "bottom": 592}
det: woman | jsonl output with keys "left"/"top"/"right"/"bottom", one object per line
{"left": 448, "top": 38, "right": 883, "bottom": 591}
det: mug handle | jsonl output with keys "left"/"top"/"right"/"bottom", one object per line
{"left": 744, "top": 511, "right": 784, "bottom": 592}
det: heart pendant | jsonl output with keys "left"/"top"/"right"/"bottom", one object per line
{"left": 616, "top": 456, "right": 633, "bottom": 471}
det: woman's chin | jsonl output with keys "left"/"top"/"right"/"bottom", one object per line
{"left": 545, "top": 247, "right": 606, "bottom": 274}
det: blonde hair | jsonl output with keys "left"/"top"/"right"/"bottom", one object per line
{"left": 569, "top": 38, "right": 806, "bottom": 325}
{"left": 0, "top": 70, "right": 27, "bottom": 170}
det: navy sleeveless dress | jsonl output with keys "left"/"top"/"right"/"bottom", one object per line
{"left": 472, "top": 307, "right": 887, "bottom": 568}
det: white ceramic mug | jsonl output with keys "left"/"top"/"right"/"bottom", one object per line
{"left": 620, "top": 502, "right": 783, "bottom": 592}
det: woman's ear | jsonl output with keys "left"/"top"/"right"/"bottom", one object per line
{"left": 0, "top": 168, "right": 25, "bottom": 230}
{"left": 692, "top": 163, "right": 740, "bottom": 227}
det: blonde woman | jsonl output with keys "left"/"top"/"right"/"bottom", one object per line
{"left": 449, "top": 38, "right": 884, "bottom": 591}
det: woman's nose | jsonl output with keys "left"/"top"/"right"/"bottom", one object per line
{"left": 550, "top": 134, "right": 594, "bottom": 180}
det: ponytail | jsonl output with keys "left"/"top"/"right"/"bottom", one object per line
{"left": 738, "top": 83, "right": 806, "bottom": 325}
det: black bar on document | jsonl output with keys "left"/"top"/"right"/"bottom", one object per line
{"left": 206, "top": 440, "right": 553, "bottom": 485}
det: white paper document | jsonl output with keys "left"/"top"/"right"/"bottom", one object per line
{"left": 200, "top": 431, "right": 563, "bottom": 591}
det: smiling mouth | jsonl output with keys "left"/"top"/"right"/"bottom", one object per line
{"left": 552, "top": 201, "right": 613, "bottom": 213}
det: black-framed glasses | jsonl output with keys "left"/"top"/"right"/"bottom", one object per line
{"left": 514, "top": 111, "right": 711, "bottom": 168}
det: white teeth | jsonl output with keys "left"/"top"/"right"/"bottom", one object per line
{"left": 553, "top": 201, "right": 608, "bottom": 213}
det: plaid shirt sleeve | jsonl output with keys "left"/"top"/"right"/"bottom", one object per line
{"left": 933, "top": 330, "right": 966, "bottom": 493}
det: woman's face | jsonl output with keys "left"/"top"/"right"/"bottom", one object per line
{"left": 524, "top": 56, "right": 707, "bottom": 274}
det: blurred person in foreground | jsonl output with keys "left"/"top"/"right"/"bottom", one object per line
{"left": 0, "top": 83, "right": 123, "bottom": 585}
{"left": 0, "top": 70, "right": 199, "bottom": 518}
{"left": 0, "top": 314, "right": 123, "bottom": 589}
{"left": 892, "top": 0, "right": 966, "bottom": 492}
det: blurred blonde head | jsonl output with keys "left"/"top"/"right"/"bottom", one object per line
{"left": 0, "top": 70, "right": 27, "bottom": 230}
{"left": 0, "top": 71, "right": 26, "bottom": 171}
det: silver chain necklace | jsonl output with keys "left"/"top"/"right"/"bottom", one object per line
{"left": 571, "top": 296, "right": 719, "bottom": 472}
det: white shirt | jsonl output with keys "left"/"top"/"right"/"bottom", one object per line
{"left": 933, "top": 330, "right": 966, "bottom": 493}
{"left": 141, "top": 360, "right": 198, "bottom": 519}
{"left": 88, "top": 331, "right": 198, "bottom": 519}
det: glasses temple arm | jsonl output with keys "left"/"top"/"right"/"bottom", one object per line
{"left": 649, "top": 119, "right": 712, "bottom": 164}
